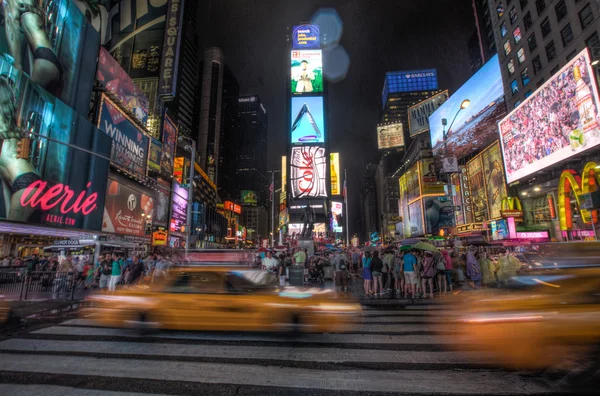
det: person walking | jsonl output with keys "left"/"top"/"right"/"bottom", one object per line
{"left": 98, "top": 255, "right": 111, "bottom": 289}
{"left": 332, "top": 251, "right": 349, "bottom": 292}
{"left": 466, "top": 249, "right": 482, "bottom": 289}
{"left": 479, "top": 251, "right": 495, "bottom": 287}
{"left": 393, "top": 251, "right": 404, "bottom": 296}
{"left": 496, "top": 249, "right": 521, "bottom": 287}
{"left": 441, "top": 249, "right": 454, "bottom": 292}
{"left": 370, "top": 251, "right": 384, "bottom": 297}
{"left": 403, "top": 249, "right": 418, "bottom": 298}
{"left": 362, "top": 252, "right": 373, "bottom": 296}
{"left": 420, "top": 251, "right": 436, "bottom": 299}
{"left": 108, "top": 253, "right": 122, "bottom": 291}
{"left": 435, "top": 251, "right": 447, "bottom": 294}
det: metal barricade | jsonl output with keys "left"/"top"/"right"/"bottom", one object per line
{"left": 0, "top": 271, "right": 25, "bottom": 297}
{"left": 0, "top": 271, "right": 85, "bottom": 301}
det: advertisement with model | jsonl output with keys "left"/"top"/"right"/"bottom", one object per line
{"left": 499, "top": 49, "right": 600, "bottom": 184}
{"left": 430, "top": 55, "right": 506, "bottom": 160}
{"left": 408, "top": 91, "right": 448, "bottom": 137}
{"left": 481, "top": 142, "right": 508, "bottom": 219}
{"left": 290, "top": 146, "right": 328, "bottom": 198}
{"left": 153, "top": 184, "right": 170, "bottom": 227}
{"left": 161, "top": 114, "right": 177, "bottom": 175}
{"left": 0, "top": 0, "right": 100, "bottom": 116}
{"left": 291, "top": 50, "right": 323, "bottom": 94}
{"left": 331, "top": 201, "right": 343, "bottom": 233}
{"left": 291, "top": 97, "right": 325, "bottom": 143}
{"left": 170, "top": 181, "right": 188, "bottom": 233}
{"left": 102, "top": 177, "right": 154, "bottom": 237}
{"left": 0, "top": 62, "right": 111, "bottom": 231}
{"left": 466, "top": 155, "right": 489, "bottom": 222}
{"left": 377, "top": 122, "right": 404, "bottom": 150}
{"left": 98, "top": 94, "right": 149, "bottom": 176}
{"left": 424, "top": 196, "right": 454, "bottom": 235}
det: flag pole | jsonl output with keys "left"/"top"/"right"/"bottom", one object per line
{"left": 344, "top": 169, "right": 349, "bottom": 247}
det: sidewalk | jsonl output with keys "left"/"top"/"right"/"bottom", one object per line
{"left": 5, "top": 299, "right": 82, "bottom": 319}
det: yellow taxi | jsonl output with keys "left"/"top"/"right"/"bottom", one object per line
{"left": 0, "top": 298, "right": 10, "bottom": 324}
{"left": 82, "top": 267, "right": 361, "bottom": 333}
{"left": 452, "top": 267, "right": 600, "bottom": 369}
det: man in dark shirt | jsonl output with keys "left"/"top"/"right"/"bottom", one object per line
{"left": 370, "top": 251, "right": 384, "bottom": 296}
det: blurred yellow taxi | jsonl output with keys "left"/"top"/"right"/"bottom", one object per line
{"left": 82, "top": 267, "right": 360, "bottom": 333}
{"left": 0, "top": 298, "right": 10, "bottom": 324}
{"left": 453, "top": 267, "right": 600, "bottom": 369}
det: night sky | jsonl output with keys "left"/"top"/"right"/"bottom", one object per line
{"left": 199, "top": 0, "right": 477, "bottom": 236}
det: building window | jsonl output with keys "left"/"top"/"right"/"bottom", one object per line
{"left": 579, "top": 4, "right": 594, "bottom": 29}
{"left": 525, "top": 90, "right": 533, "bottom": 98}
{"left": 555, "top": 0, "right": 568, "bottom": 22}
{"left": 550, "top": 65, "right": 560, "bottom": 75}
{"left": 523, "top": 12, "right": 533, "bottom": 30}
{"left": 514, "top": 100, "right": 522, "bottom": 108}
{"left": 508, "top": 58, "right": 516, "bottom": 74}
{"left": 540, "top": 17, "right": 551, "bottom": 37}
{"left": 521, "top": 68, "right": 531, "bottom": 86}
{"left": 501, "top": 21, "right": 508, "bottom": 37}
{"left": 561, "top": 24, "right": 574, "bottom": 47}
{"left": 536, "top": 0, "right": 546, "bottom": 14}
{"left": 517, "top": 47, "right": 526, "bottom": 63}
{"left": 513, "top": 27, "right": 522, "bottom": 43}
{"left": 546, "top": 41, "right": 557, "bottom": 61}
{"left": 509, "top": 7, "right": 518, "bottom": 24}
{"left": 520, "top": 0, "right": 528, "bottom": 10}
{"left": 504, "top": 40, "right": 512, "bottom": 55}
{"left": 537, "top": 78, "right": 545, "bottom": 87}
{"left": 586, "top": 32, "right": 600, "bottom": 49}
{"left": 528, "top": 33, "right": 537, "bottom": 51}
{"left": 511, "top": 79, "right": 519, "bottom": 94}
{"left": 532, "top": 55, "right": 542, "bottom": 74}
{"left": 497, "top": 3, "right": 505, "bottom": 17}
{"left": 566, "top": 49, "right": 578, "bottom": 61}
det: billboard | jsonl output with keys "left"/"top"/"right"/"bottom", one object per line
{"left": 98, "top": 95, "right": 149, "bottom": 176}
{"left": 406, "top": 163, "right": 420, "bottom": 203}
{"left": 430, "top": 55, "right": 506, "bottom": 160}
{"left": 290, "top": 146, "right": 328, "bottom": 198}
{"left": 241, "top": 190, "right": 258, "bottom": 206}
{"left": 481, "top": 142, "right": 508, "bottom": 219}
{"left": 291, "top": 50, "right": 323, "bottom": 94}
{"left": 408, "top": 91, "right": 448, "bottom": 137}
{"left": 330, "top": 152, "right": 340, "bottom": 196}
{"left": 331, "top": 201, "right": 343, "bottom": 233}
{"left": 420, "top": 158, "right": 444, "bottom": 195}
{"left": 170, "top": 181, "right": 188, "bottom": 233}
{"left": 96, "top": 47, "right": 149, "bottom": 125}
{"left": 292, "top": 25, "right": 320, "bottom": 49}
{"left": 102, "top": 178, "right": 154, "bottom": 237}
{"left": 377, "top": 123, "right": 404, "bottom": 150}
{"left": 291, "top": 96, "right": 325, "bottom": 143}
{"left": 281, "top": 156, "right": 287, "bottom": 204}
{"left": 466, "top": 155, "right": 489, "bottom": 222}
{"left": 161, "top": 114, "right": 177, "bottom": 175}
{"left": 173, "top": 157, "right": 184, "bottom": 183}
{"left": 0, "top": 63, "right": 111, "bottom": 230}
{"left": 0, "top": 0, "right": 99, "bottom": 116}
{"left": 407, "top": 201, "right": 425, "bottom": 237}
{"left": 148, "top": 138, "right": 163, "bottom": 172}
{"left": 424, "top": 196, "right": 454, "bottom": 235}
{"left": 499, "top": 49, "right": 600, "bottom": 184}
{"left": 159, "top": 0, "right": 185, "bottom": 97}
{"left": 153, "top": 185, "right": 170, "bottom": 227}
{"left": 382, "top": 69, "right": 438, "bottom": 106}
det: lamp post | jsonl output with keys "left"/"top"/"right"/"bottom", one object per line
{"left": 266, "top": 170, "right": 280, "bottom": 247}
{"left": 178, "top": 136, "right": 197, "bottom": 253}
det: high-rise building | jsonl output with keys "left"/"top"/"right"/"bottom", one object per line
{"left": 217, "top": 67, "right": 241, "bottom": 201}
{"left": 363, "top": 161, "right": 379, "bottom": 240}
{"left": 473, "top": 0, "right": 498, "bottom": 65}
{"left": 468, "top": 30, "right": 485, "bottom": 73}
{"left": 489, "top": 0, "right": 600, "bottom": 109}
{"left": 240, "top": 206, "right": 269, "bottom": 243}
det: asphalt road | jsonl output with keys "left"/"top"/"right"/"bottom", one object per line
{"left": 0, "top": 299, "right": 564, "bottom": 395}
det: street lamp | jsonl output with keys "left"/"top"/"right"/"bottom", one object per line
{"left": 178, "top": 135, "right": 197, "bottom": 253}
{"left": 442, "top": 99, "right": 470, "bottom": 156}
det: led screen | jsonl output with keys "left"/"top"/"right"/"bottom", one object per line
{"left": 0, "top": 61, "right": 110, "bottom": 230}
{"left": 499, "top": 49, "right": 600, "bottom": 183}
{"left": 466, "top": 155, "right": 488, "bottom": 222}
{"left": 170, "top": 181, "right": 188, "bottom": 233}
{"left": 430, "top": 55, "right": 506, "bottom": 160}
{"left": 424, "top": 196, "right": 454, "bottom": 235}
{"left": 290, "top": 146, "right": 328, "bottom": 198}
{"left": 292, "top": 25, "right": 320, "bottom": 49}
{"left": 291, "top": 96, "right": 325, "bottom": 143}
{"left": 0, "top": 0, "right": 100, "bottom": 116}
{"left": 331, "top": 201, "right": 343, "bottom": 233}
{"left": 407, "top": 200, "right": 424, "bottom": 237}
{"left": 241, "top": 190, "right": 258, "bottom": 206}
{"left": 161, "top": 114, "right": 178, "bottom": 175}
{"left": 408, "top": 91, "right": 448, "bottom": 137}
{"left": 291, "top": 50, "right": 323, "bottom": 94}
{"left": 377, "top": 122, "right": 404, "bottom": 149}
{"left": 102, "top": 177, "right": 154, "bottom": 237}
{"left": 330, "top": 152, "right": 340, "bottom": 196}
{"left": 148, "top": 138, "right": 163, "bottom": 172}
{"left": 382, "top": 69, "right": 438, "bottom": 106}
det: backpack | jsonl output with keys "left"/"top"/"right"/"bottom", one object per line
{"left": 420, "top": 257, "right": 435, "bottom": 278}
{"left": 338, "top": 259, "right": 347, "bottom": 271}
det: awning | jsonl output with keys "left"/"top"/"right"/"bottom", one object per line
{"left": 44, "top": 243, "right": 95, "bottom": 250}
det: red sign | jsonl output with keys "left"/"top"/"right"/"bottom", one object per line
{"left": 233, "top": 204, "right": 242, "bottom": 214}
{"left": 102, "top": 178, "right": 154, "bottom": 237}
{"left": 224, "top": 201, "right": 235, "bottom": 212}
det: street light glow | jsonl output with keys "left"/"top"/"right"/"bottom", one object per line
{"left": 460, "top": 99, "right": 471, "bottom": 109}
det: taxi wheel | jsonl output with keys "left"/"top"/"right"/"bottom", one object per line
{"left": 132, "top": 312, "right": 159, "bottom": 336}
{"left": 285, "top": 314, "right": 302, "bottom": 336}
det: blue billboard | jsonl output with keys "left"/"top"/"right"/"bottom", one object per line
{"left": 292, "top": 25, "right": 320, "bottom": 49}
{"left": 291, "top": 96, "right": 325, "bottom": 144}
{"left": 382, "top": 69, "right": 438, "bottom": 105}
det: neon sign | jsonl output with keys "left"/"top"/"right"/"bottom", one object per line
{"left": 21, "top": 181, "right": 98, "bottom": 215}
{"left": 501, "top": 197, "right": 523, "bottom": 218}
{"left": 290, "top": 146, "right": 328, "bottom": 198}
{"left": 558, "top": 162, "right": 599, "bottom": 230}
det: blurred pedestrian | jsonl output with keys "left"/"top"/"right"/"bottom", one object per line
{"left": 466, "top": 249, "right": 482, "bottom": 289}
{"left": 441, "top": 249, "right": 454, "bottom": 292}
{"left": 403, "top": 249, "right": 418, "bottom": 298}
{"left": 370, "top": 251, "right": 384, "bottom": 297}
{"left": 393, "top": 251, "right": 404, "bottom": 296}
{"left": 108, "top": 253, "right": 122, "bottom": 291}
{"left": 420, "top": 251, "right": 435, "bottom": 299}
{"left": 362, "top": 252, "right": 372, "bottom": 296}
{"left": 479, "top": 251, "right": 496, "bottom": 287}
{"left": 332, "top": 251, "right": 349, "bottom": 292}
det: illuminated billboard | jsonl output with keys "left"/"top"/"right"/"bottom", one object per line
{"left": 377, "top": 123, "right": 404, "bottom": 150}
{"left": 98, "top": 95, "right": 149, "bottom": 176}
{"left": 290, "top": 146, "right": 328, "bottom": 198}
{"left": 408, "top": 91, "right": 448, "bottom": 137}
{"left": 430, "top": 55, "right": 506, "bottom": 160}
{"left": 161, "top": 114, "right": 178, "bottom": 175}
{"left": 330, "top": 153, "right": 341, "bottom": 196}
{"left": 0, "top": 0, "right": 100, "bottom": 116}
{"left": 331, "top": 201, "right": 343, "bottom": 233}
{"left": 159, "top": 0, "right": 185, "bottom": 97}
{"left": 102, "top": 178, "right": 154, "bottom": 237}
{"left": 382, "top": 69, "right": 438, "bottom": 106}
{"left": 408, "top": 201, "right": 425, "bottom": 237}
{"left": 170, "top": 181, "right": 188, "bottom": 233}
{"left": 481, "top": 142, "right": 508, "bottom": 219}
{"left": 292, "top": 25, "right": 320, "bottom": 49}
{"left": 0, "top": 63, "right": 111, "bottom": 231}
{"left": 241, "top": 190, "right": 258, "bottom": 206}
{"left": 424, "top": 196, "right": 454, "bottom": 235}
{"left": 291, "top": 50, "right": 323, "bottom": 94}
{"left": 97, "top": 47, "right": 149, "bottom": 125}
{"left": 281, "top": 156, "right": 287, "bottom": 204}
{"left": 148, "top": 138, "right": 163, "bottom": 172}
{"left": 467, "top": 155, "right": 488, "bottom": 222}
{"left": 153, "top": 184, "right": 170, "bottom": 227}
{"left": 499, "top": 49, "right": 600, "bottom": 184}
{"left": 291, "top": 96, "right": 325, "bottom": 143}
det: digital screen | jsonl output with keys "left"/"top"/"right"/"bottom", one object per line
{"left": 102, "top": 178, "right": 153, "bottom": 237}
{"left": 377, "top": 123, "right": 405, "bottom": 149}
{"left": 281, "top": 156, "right": 287, "bottom": 203}
{"left": 382, "top": 69, "right": 438, "bottom": 106}
{"left": 408, "top": 91, "right": 448, "bottom": 137}
{"left": 0, "top": 0, "right": 100, "bottom": 116}
{"left": 153, "top": 185, "right": 170, "bottom": 227}
{"left": 0, "top": 61, "right": 111, "bottom": 231}
{"left": 170, "top": 182, "right": 188, "bottom": 233}
{"left": 290, "top": 146, "right": 328, "bottom": 198}
{"left": 96, "top": 47, "right": 149, "bottom": 125}
{"left": 98, "top": 95, "right": 149, "bottom": 176}
{"left": 161, "top": 115, "right": 178, "bottom": 175}
{"left": 490, "top": 219, "right": 509, "bottom": 240}
{"left": 291, "top": 96, "right": 325, "bottom": 143}
{"left": 499, "top": 49, "right": 600, "bottom": 183}
{"left": 430, "top": 55, "right": 506, "bottom": 160}
{"left": 466, "top": 155, "right": 488, "bottom": 222}
{"left": 291, "top": 50, "right": 323, "bottom": 94}
{"left": 241, "top": 190, "right": 258, "bottom": 206}
{"left": 481, "top": 142, "right": 508, "bottom": 219}
{"left": 148, "top": 138, "right": 163, "bottom": 172}
{"left": 424, "top": 196, "right": 454, "bottom": 235}
{"left": 292, "top": 25, "right": 320, "bottom": 49}
{"left": 331, "top": 201, "right": 343, "bottom": 233}
{"left": 408, "top": 200, "right": 424, "bottom": 237}
{"left": 330, "top": 153, "right": 340, "bottom": 196}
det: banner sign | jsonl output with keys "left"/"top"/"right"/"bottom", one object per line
{"left": 170, "top": 181, "right": 188, "bottom": 233}
{"left": 98, "top": 95, "right": 149, "bottom": 175}
{"left": 408, "top": 91, "right": 448, "bottom": 137}
{"left": 148, "top": 138, "right": 163, "bottom": 172}
{"left": 241, "top": 190, "right": 258, "bottom": 206}
{"left": 330, "top": 153, "right": 341, "bottom": 196}
{"left": 331, "top": 201, "right": 343, "bottom": 233}
{"left": 421, "top": 158, "right": 444, "bottom": 195}
{"left": 290, "top": 146, "right": 328, "bottom": 198}
{"left": 457, "top": 223, "right": 488, "bottom": 233}
{"left": 102, "top": 178, "right": 154, "bottom": 237}
{"left": 153, "top": 185, "right": 170, "bottom": 227}
{"left": 467, "top": 155, "right": 488, "bottom": 222}
{"left": 377, "top": 122, "right": 404, "bottom": 150}
{"left": 482, "top": 142, "right": 508, "bottom": 219}
{"left": 292, "top": 24, "right": 320, "bottom": 49}
{"left": 152, "top": 227, "right": 168, "bottom": 246}
{"left": 281, "top": 156, "right": 287, "bottom": 204}
{"left": 0, "top": 63, "right": 111, "bottom": 230}
{"left": 97, "top": 47, "right": 149, "bottom": 125}
{"left": 159, "top": 0, "right": 185, "bottom": 97}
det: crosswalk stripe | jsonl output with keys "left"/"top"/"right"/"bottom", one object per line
{"left": 0, "top": 384, "right": 167, "bottom": 396}
{"left": 0, "top": 353, "right": 557, "bottom": 394}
